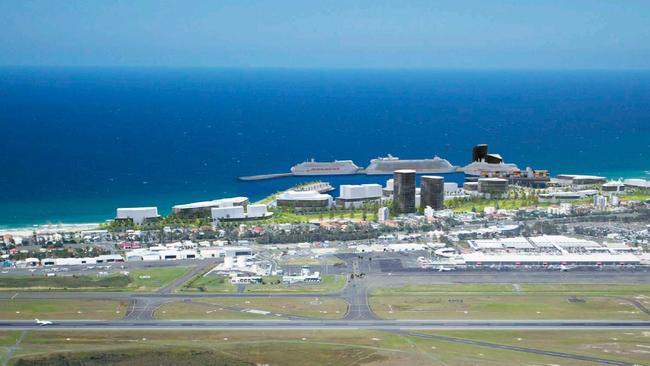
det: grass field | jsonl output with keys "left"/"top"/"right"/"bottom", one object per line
{"left": 180, "top": 275, "right": 236, "bottom": 293}
{"left": 5, "top": 330, "right": 649, "bottom": 365}
{"left": 243, "top": 275, "right": 347, "bottom": 293}
{"left": 155, "top": 297, "right": 348, "bottom": 320}
{"left": 0, "top": 299, "right": 127, "bottom": 320}
{"left": 0, "top": 274, "right": 131, "bottom": 291}
{"left": 0, "top": 266, "right": 191, "bottom": 292}
{"left": 445, "top": 198, "right": 551, "bottom": 213}
{"left": 370, "top": 283, "right": 650, "bottom": 320}
{"left": 425, "top": 330, "right": 650, "bottom": 366}
{"left": 621, "top": 192, "right": 650, "bottom": 201}
{"left": 126, "top": 266, "right": 192, "bottom": 292}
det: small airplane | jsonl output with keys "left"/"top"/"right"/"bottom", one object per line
{"left": 35, "top": 319, "right": 52, "bottom": 326}
{"left": 438, "top": 266, "right": 454, "bottom": 272}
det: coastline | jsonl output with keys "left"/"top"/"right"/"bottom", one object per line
{"left": 0, "top": 169, "right": 647, "bottom": 233}
{"left": 0, "top": 222, "right": 101, "bottom": 236}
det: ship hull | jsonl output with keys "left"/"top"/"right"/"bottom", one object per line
{"left": 292, "top": 170, "right": 359, "bottom": 176}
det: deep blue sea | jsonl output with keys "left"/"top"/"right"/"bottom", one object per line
{"left": 1, "top": 68, "right": 649, "bottom": 228}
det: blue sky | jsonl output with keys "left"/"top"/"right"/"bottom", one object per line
{"left": 1, "top": 0, "right": 649, "bottom": 69}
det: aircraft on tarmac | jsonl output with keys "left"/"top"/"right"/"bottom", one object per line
{"left": 35, "top": 319, "right": 52, "bottom": 326}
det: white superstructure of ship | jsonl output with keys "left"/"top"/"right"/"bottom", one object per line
{"left": 462, "top": 161, "right": 520, "bottom": 177}
{"left": 364, "top": 154, "right": 457, "bottom": 175}
{"left": 290, "top": 159, "right": 360, "bottom": 176}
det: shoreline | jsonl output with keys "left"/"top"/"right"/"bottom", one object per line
{"left": 0, "top": 222, "right": 102, "bottom": 236}
{"left": 1, "top": 169, "right": 647, "bottom": 234}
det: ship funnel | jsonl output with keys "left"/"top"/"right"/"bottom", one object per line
{"left": 472, "top": 144, "right": 488, "bottom": 162}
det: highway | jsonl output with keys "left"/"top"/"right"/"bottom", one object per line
{"left": 2, "top": 319, "right": 650, "bottom": 330}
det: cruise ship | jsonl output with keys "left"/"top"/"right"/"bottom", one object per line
{"left": 364, "top": 155, "right": 457, "bottom": 175}
{"left": 462, "top": 161, "right": 520, "bottom": 177}
{"left": 290, "top": 159, "right": 361, "bottom": 176}
{"left": 462, "top": 145, "right": 520, "bottom": 177}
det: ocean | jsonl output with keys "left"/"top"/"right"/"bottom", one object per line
{"left": 1, "top": 68, "right": 649, "bottom": 228}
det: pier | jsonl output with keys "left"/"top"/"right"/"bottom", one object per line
{"left": 238, "top": 172, "right": 294, "bottom": 181}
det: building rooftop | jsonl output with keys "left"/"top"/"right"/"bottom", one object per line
{"left": 277, "top": 190, "right": 332, "bottom": 201}
{"left": 173, "top": 197, "right": 248, "bottom": 210}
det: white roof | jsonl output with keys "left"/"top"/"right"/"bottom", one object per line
{"left": 556, "top": 174, "right": 606, "bottom": 180}
{"left": 478, "top": 177, "right": 508, "bottom": 182}
{"left": 602, "top": 242, "right": 630, "bottom": 249}
{"left": 117, "top": 207, "right": 157, "bottom": 211}
{"left": 624, "top": 179, "right": 650, "bottom": 188}
{"left": 470, "top": 239, "right": 503, "bottom": 249}
{"left": 278, "top": 190, "right": 332, "bottom": 201}
{"left": 501, "top": 237, "right": 534, "bottom": 249}
{"left": 603, "top": 181, "right": 625, "bottom": 187}
{"left": 462, "top": 252, "right": 640, "bottom": 263}
{"left": 528, "top": 235, "right": 599, "bottom": 248}
{"left": 173, "top": 197, "right": 248, "bottom": 209}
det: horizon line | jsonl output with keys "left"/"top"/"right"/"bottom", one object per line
{"left": 1, "top": 65, "right": 650, "bottom": 72}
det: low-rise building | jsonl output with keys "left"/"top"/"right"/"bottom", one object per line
{"left": 276, "top": 190, "right": 333, "bottom": 209}
{"left": 602, "top": 181, "right": 626, "bottom": 194}
{"left": 478, "top": 178, "right": 508, "bottom": 198}
{"left": 554, "top": 174, "right": 607, "bottom": 188}
{"left": 116, "top": 207, "right": 159, "bottom": 224}
{"left": 172, "top": 197, "right": 249, "bottom": 218}
{"left": 336, "top": 184, "right": 382, "bottom": 208}
{"left": 282, "top": 266, "right": 321, "bottom": 284}
{"left": 623, "top": 178, "right": 650, "bottom": 191}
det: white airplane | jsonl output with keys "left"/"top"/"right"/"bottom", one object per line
{"left": 438, "top": 266, "right": 454, "bottom": 272}
{"left": 35, "top": 319, "right": 52, "bottom": 326}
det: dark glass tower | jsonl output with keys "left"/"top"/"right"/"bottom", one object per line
{"left": 421, "top": 175, "right": 444, "bottom": 210}
{"left": 393, "top": 169, "right": 416, "bottom": 214}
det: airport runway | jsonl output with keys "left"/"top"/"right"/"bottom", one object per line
{"left": 2, "top": 319, "right": 650, "bottom": 330}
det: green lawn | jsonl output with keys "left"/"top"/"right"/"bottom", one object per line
{"left": 7, "top": 330, "right": 646, "bottom": 366}
{"left": 180, "top": 275, "right": 236, "bottom": 293}
{"left": 244, "top": 275, "right": 347, "bottom": 293}
{"left": 0, "top": 332, "right": 21, "bottom": 348}
{"left": 155, "top": 297, "right": 348, "bottom": 320}
{"left": 424, "top": 330, "right": 650, "bottom": 366}
{"left": 126, "top": 266, "right": 192, "bottom": 292}
{"left": 370, "top": 283, "right": 650, "bottom": 320}
{"left": 445, "top": 198, "right": 551, "bottom": 213}
{"left": 0, "top": 299, "right": 127, "bottom": 320}
{"left": 620, "top": 190, "right": 650, "bottom": 201}
{"left": 0, "top": 266, "right": 192, "bottom": 292}
{"left": 0, "top": 274, "right": 130, "bottom": 291}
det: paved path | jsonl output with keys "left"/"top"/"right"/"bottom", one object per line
{"left": 156, "top": 261, "right": 216, "bottom": 294}
{"left": 1, "top": 331, "right": 27, "bottom": 366}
